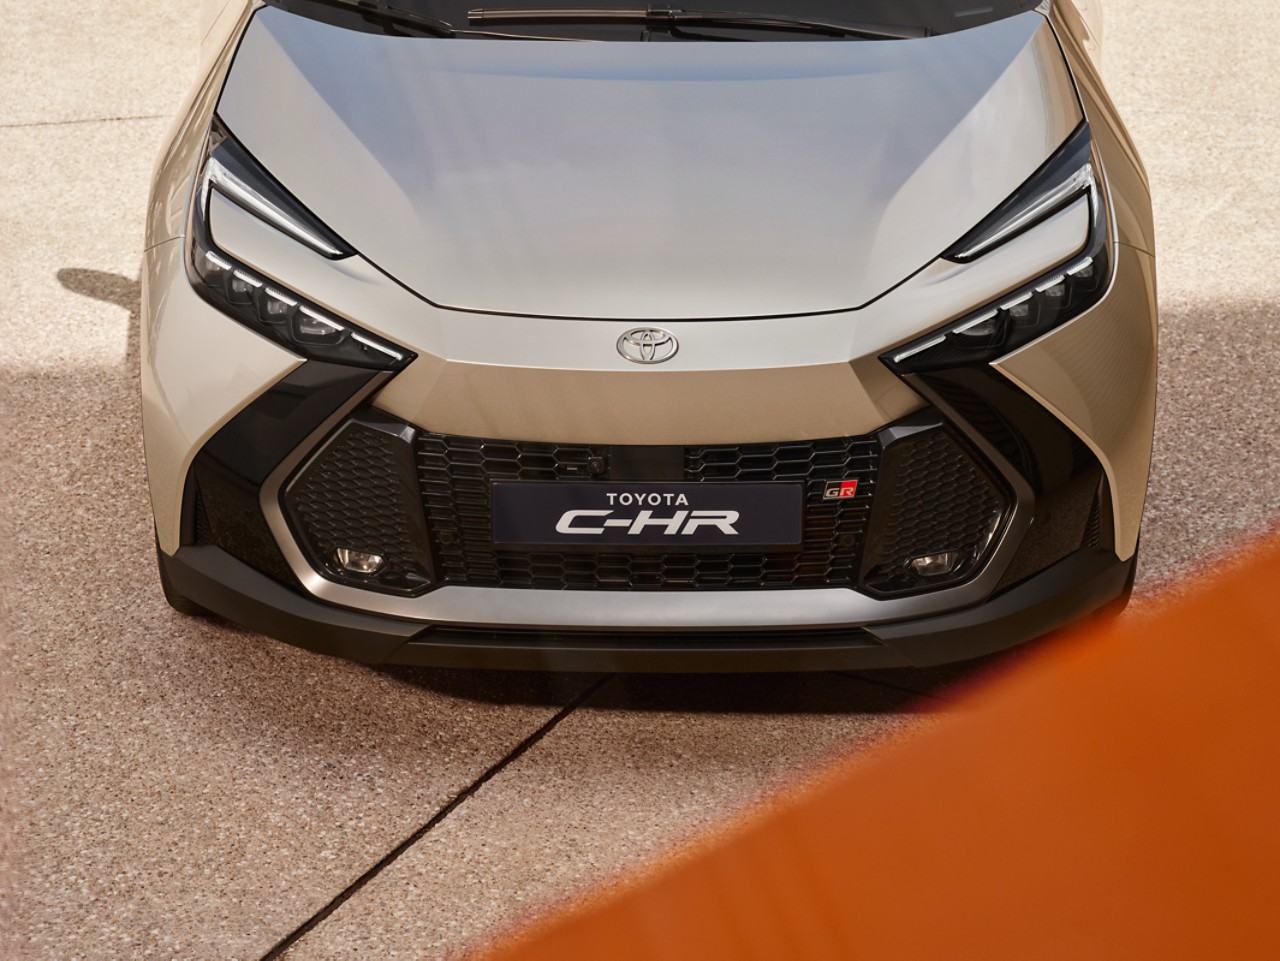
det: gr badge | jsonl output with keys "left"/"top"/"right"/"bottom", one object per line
{"left": 823, "top": 480, "right": 859, "bottom": 500}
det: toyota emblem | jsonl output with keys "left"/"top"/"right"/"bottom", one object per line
{"left": 617, "top": 327, "right": 678, "bottom": 365}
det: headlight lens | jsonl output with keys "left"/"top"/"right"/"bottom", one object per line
{"left": 186, "top": 119, "right": 414, "bottom": 372}
{"left": 945, "top": 123, "right": 1096, "bottom": 263}
{"left": 883, "top": 123, "right": 1108, "bottom": 375}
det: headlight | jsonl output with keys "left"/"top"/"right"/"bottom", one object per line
{"left": 883, "top": 123, "right": 1108, "bottom": 375}
{"left": 186, "top": 118, "right": 414, "bottom": 371}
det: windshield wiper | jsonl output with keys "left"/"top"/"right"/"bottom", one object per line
{"left": 304, "top": 0, "right": 456, "bottom": 35}
{"left": 468, "top": 5, "right": 928, "bottom": 39}
{"left": 305, "top": 0, "right": 597, "bottom": 39}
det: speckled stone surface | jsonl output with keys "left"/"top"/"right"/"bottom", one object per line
{"left": 1107, "top": 0, "right": 1280, "bottom": 600}
{"left": 279, "top": 674, "right": 937, "bottom": 960}
{"left": 0, "top": 4, "right": 194, "bottom": 126}
{"left": 3, "top": 1, "right": 1278, "bottom": 959}
{"left": 0, "top": 60, "right": 598, "bottom": 958}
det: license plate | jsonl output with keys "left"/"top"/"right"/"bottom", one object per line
{"left": 491, "top": 482, "right": 803, "bottom": 548}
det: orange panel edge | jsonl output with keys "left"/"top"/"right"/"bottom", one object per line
{"left": 470, "top": 532, "right": 1280, "bottom": 961}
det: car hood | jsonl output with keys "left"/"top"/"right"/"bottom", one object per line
{"left": 217, "top": 8, "right": 1081, "bottom": 320}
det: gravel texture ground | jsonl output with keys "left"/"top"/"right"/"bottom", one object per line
{"left": 2, "top": 1, "right": 1277, "bottom": 957}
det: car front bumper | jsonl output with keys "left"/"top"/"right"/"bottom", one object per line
{"left": 160, "top": 541, "right": 1134, "bottom": 671}
{"left": 142, "top": 7, "right": 1155, "bottom": 671}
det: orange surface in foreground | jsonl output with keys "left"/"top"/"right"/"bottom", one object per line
{"left": 474, "top": 536, "right": 1280, "bottom": 961}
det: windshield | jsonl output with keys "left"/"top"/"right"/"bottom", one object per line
{"left": 264, "top": 0, "right": 1043, "bottom": 41}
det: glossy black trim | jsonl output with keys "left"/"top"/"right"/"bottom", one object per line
{"left": 186, "top": 362, "right": 381, "bottom": 586}
{"left": 187, "top": 121, "right": 414, "bottom": 371}
{"left": 201, "top": 363, "right": 379, "bottom": 486}
{"left": 884, "top": 125, "right": 1109, "bottom": 376}
{"left": 913, "top": 365, "right": 1107, "bottom": 591}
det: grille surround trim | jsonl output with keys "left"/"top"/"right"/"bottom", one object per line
{"left": 260, "top": 400, "right": 1034, "bottom": 626}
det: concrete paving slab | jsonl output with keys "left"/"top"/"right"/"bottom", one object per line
{"left": 0, "top": 114, "right": 597, "bottom": 961}
{"left": 277, "top": 673, "right": 935, "bottom": 960}
{"left": 0, "top": 3, "right": 194, "bottom": 127}
{"left": 3, "top": 0, "right": 1278, "bottom": 958}
{"left": 1102, "top": 1, "right": 1280, "bottom": 125}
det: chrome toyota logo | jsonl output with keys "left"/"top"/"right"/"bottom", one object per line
{"left": 617, "top": 327, "right": 678, "bottom": 365}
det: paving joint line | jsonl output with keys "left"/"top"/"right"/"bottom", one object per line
{"left": 832, "top": 670, "right": 955, "bottom": 706}
{"left": 259, "top": 672, "right": 614, "bottom": 960}
{"left": 0, "top": 113, "right": 166, "bottom": 129}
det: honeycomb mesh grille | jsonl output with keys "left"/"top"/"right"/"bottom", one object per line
{"left": 1084, "top": 489, "right": 1103, "bottom": 550}
{"left": 193, "top": 489, "right": 215, "bottom": 545}
{"left": 286, "top": 421, "right": 431, "bottom": 593}
{"left": 417, "top": 433, "right": 879, "bottom": 591}
{"left": 861, "top": 429, "right": 1008, "bottom": 595}
{"left": 281, "top": 416, "right": 1014, "bottom": 596}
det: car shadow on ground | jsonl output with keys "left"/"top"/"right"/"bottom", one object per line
{"left": 374, "top": 650, "right": 1023, "bottom": 715}
{"left": 58, "top": 267, "right": 142, "bottom": 366}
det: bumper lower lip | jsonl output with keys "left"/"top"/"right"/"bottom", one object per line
{"left": 159, "top": 543, "right": 1134, "bottom": 672}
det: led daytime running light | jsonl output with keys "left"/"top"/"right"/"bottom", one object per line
{"left": 188, "top": 121, "right": 411, "bottom": 371}
{"left": 206, "top": 155, "right": 349, "bottom": 258}
{"left": 881, "top": 241, "right": 1108, "bottom": 376}
{"left": 190, "top": 233, "right": 408, "bottom": 367}
{"left": 945, "top": 123, "right": 1096, "bottom": 264}
{"left": 951, "top": 162, "right": 1095, "bottom": 262}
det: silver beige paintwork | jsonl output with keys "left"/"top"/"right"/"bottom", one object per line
{"left": 142, "top": 239, "right": 300, "bottom": 555}
{"left": 992, "top": 0, "right": 1156, "bottom": 561}
{"left": 146, "top": 0, "right": 288, "bottom": 554}
{"left": 218, "top": 8, "right": 1080, "bottom": 320}
{"left": 146, "top": 1, "right": 1154, "bottom": 588}
{"left": 205, "top": 186, "right": 1090, "bottom": 439}
{"left": 148, "top": 161, "right": 1088, "bottom": 552}
{"left": 997, "top": 246, "right": 1155, "bottom": 560}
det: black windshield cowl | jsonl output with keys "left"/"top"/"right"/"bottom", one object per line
{"left": 468, "top": 5, "right": 929, "bottom": 39}
{"left": 264, "top": 0, "right": 1040, "bottom": 40}
{"left": 267, "top": 0, "right": 596, "bottom": 39}
{"left": 275, "top": 0, "right": 455, "bottom": 34}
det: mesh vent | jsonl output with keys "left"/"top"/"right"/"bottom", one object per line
{"left": 921, "top": 375, "right": 1033, "bottom": 480}
{"left": 278, "top": 414, "right": 1014, "bottom": 597}
{"left": 861, "top": 428, "right": 1008, "bottom": 595}
{"left": 193, "top": 488, "right": 215, "bottom": 545}
{"left": 1084, "top": 489, "right": 1103, "bottom": 550}
{"left": 418, "top": 433, "right": 878, "bottom": 591}
{"left": 193, "top": 460, "right": 298, "bottom": 586}
{"left": 286, "top": 419, "right": 432, "bottom": 594}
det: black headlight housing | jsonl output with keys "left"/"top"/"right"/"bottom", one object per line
{"left": 186, "top": 118, "right": 414, "bottom": 372}
{"left": 876, "top": 123, "right": 1116, "bottom": 597}
{"left": 882, "top": 123, "right": 1108, "bottom": 375}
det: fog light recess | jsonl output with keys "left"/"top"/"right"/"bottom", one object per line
{"left": 907, "top": 550, "right": 965, "bottom": 578}
{"left": 333, "top": 547, "right": 386, "bottom": 575}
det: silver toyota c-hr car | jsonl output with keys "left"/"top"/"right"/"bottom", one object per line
{"left": 144, "top": 0, "right": 1156, "bottom": 671}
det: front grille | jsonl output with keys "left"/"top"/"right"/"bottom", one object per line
{"left": 285, "top": 415, "right": 433, "bottom": 594}
{"left": 279, "top": 411, "right": 1015, "bottom": 596}
{"left": 417, "top": 434, "right": 878, "bottom": 590}
{"left": 860, "top": 427, "right": 1009, "bottom": 595}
